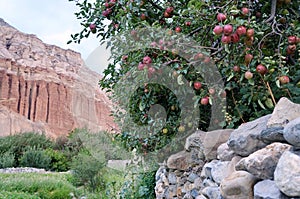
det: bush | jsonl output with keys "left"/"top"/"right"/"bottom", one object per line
{"left": 0, "top": 132, "right": 53, "bottom": 166}
{"left": 119, "top": 171, "right": 156, "bottom": 199}
{"left": 0, "top": 152, "right": 15, "bottom": 168}
{"left": 19, "top": 147, "right": 51, "bottom": 169}
{"left": 45, "top": 148, "right": 69, "bottom": 172}
{"left": 70, "top": 151, "right": 106, "bottom": 192}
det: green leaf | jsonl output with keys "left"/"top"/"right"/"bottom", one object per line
{"left": 258, "top": 99, "right": 266, "bottom": 110}
{"left": 248, "top": 79, "right": 255, "bottom": 86}
{"left": 276, "top": 79, "right": 281, "bottom": 88}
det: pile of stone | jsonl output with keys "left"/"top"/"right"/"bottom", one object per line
{"left": 0, "top": 167, "right": 49, "bottom": 174}
{"left": 155, "top": 97, "right": 300, "bottom": 199}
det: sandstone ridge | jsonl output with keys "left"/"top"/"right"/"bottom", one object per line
{"left": 0, "top": 18, "right": 116, "bottom": 138}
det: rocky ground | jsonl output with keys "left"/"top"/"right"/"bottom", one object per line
{"left": 155, "top": 97, "right": 300, "bottom": 199}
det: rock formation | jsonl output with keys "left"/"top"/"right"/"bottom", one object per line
{"left": 155, "top": 97, "right": 300, "bottom": 199}
{"left": 0, "top": 18, "right": 116, "bottom": 138}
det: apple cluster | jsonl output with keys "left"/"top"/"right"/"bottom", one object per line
{"left": 213, "top": 8, "right": 255, "bottom": 46}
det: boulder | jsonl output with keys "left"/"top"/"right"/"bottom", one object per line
{"left": 235, "top": 142, "right": 291, "bottom": 180}
{"left": 185, "top": 129, "right": 233, "bottom": 161}
{"left": 259, "top": 127, "right": 286, "bottom": 144}
{"left": 267, "top": 97, "right": 300, "bottom": 128}
{"left": 274, "top": 150, "right": 300, "bottom": 197}
{"left": 220, "top": 170, "right": 258, "bottom": 199}
{"left": 217, "top": 142, "right": 235, "bottom": 161}
{"left": 254, "top": 179, "right": 288, "bottom": 199}
{"left": 167, "top": 151, "right": 204, "bottom": 170}
{"left": 211, "top": 161, "right": 231, "bottom": 185}
{"left": 202, "top": 186, "right": 221, "bottom": 199}
{"left": 283, "top": 117, "right": 300, "bottom": 149}
{"left": 227, "top": 115, "right": 270, "bottom": 156}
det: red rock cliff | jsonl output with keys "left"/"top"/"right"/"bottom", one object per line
{"left": 0, "top": 18, "right": 116, "bottom": 138}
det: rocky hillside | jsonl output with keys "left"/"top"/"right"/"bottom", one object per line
{"left": 0, "top": 18, "right": 116, "bottom": 138}
{"left": 156, "top": 97, "right": 300, "bottom": 199}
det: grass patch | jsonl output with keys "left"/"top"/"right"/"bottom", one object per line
{"left": 0, "top": 172, "right": 76, "bottom": 199}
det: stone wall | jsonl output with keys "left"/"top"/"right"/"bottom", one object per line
{"left": 155, "top": 97, "right": 300, "bottom": 199}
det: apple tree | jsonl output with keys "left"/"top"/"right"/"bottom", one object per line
{"left": 69, "top": 0, "right": 300, "bottom": 153}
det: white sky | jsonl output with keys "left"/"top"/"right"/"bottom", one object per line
{"left": 0, "top": 0, "right": 110, "bottom": 74}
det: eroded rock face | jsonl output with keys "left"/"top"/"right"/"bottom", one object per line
{"left": 0, "top": 19, "right": 116, "bottom": 138}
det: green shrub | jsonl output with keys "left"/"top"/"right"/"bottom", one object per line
{"left": 45, "top": 148, "right": 69, "bottom": 172}
{"left": 0, "top": 152, "right": 14, "bottom": 168}
{"left": 70, "top": 151, "right": 106, "bottom": 192}
{"left": 119, "top": 171, "right": 156, "bottom": 199}
{"left": 63, "top": 129, "right": 85, "bottom": 160}
{"left": 0, "top": 132, "right": 53, "bottom": 166}
{"left": 19, "top": 147, "right": 51, "bottom": 169}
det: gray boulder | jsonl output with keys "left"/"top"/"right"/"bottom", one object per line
{"left": 235, "top": 142, "right": 291, "bottom": 180}
{"left": 217, "top": 142, "right": 235, "bottom": 161}
{"left": 220, "top": 170, "right": 258, "bottom": 199}
{"left": 259, "top": 127, "right": 286, "bottom": 144}
{"left": 267, "top": 97, "right": 300, "bottom": 128}
{"left": 227, "top": 115, "right": 270, "bottom": 156}
{"left": 274, "top": 150, "right": 300, "bottom": 197}
{"left": 254, "top": 179, "right": 288, "bottom": 199}
{"left": 283, "top": 117, "right": 300, "bottom": 149}
{"left": 185, "top": 129, "right": 233, "bottom": 161}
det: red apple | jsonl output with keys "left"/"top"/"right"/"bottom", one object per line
{"left": 175, "top": 26, "right": 182, "bottom": 33}
{"left": 143, "top": 56, "right": 152, "bottom": 64}
{"left": 231, "top": 33, "right": 240, "bottom": 43}
{"left": 223, "top": 24, "right": 233, "bottom": 35}
{"left": 288, "top": 36, "right": 297, "bottom": 44}
{"left": 203, "top": 57, "right": 211, "bottom": 63}
{"left": 138, "top": 62, "right": 145, "bottom": 70}
{"left": 148, "top": 66, "right": 156, "bottom": 75}
{"left": 246, "top": 29, "right": 254, "bottom": 38}
{"left": 236, "top": 26, "right": 247, "bottom": 36}
{"left": 102, "top": 9, "right": 112, "bottom": 17}
{"left": 256, "top": 64, "right": 267, "bottom": 75}
{"left": 245, "top": 54, "right": 253, "bottom": 65}
{"left": 89, "top": 24, "right": 96, "bottom": 33}
{"left": 194, "top": 53, "right": 204, "bottom": 60}
{"left": 241, "top": 7, "right": 249, "bottom": 15}
{"left": 209, "top": 88, "right": 216, "bottom": 95}
{"left": 221, "top": 35, "right": 231, "bottom": 44}
{"left": 122, "top": 55, "right": 128, "bottom": 61}
{"left": 185, "top": 21, "right": 191, "bottom": 26}
{"left": 217, "top": 13, "right": 227, "bottom": 22}
{"left": 166, "top": 7, "right": 174, "bottom": 14}
{"left": 245, "top": 71, "right": 253, "bottom": 79}
{"left": 213, "top": 25, "right": 223, "bottom": 35}
{"left": 233, "top": 65, "right": 241, "bottom": 72}
{"left": 221, "top": 91, "right": 227, "bottom": 98}
{"left": 279, "top": 76, "right": 290, "bottom": 84}
{"left": 194, "top": 81, "right": 202, "bottom": 90}
{"left": 164, "top": 11, "right": 172, "bottom": 18}
{"left": 89, "top": 23, "right": 96, "bottom": 30}
{"left": 201, "top": 97, "right": 209, "bottom": 105}
{"left": 140, "top": 13, "right": 146, "bottom": 20}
